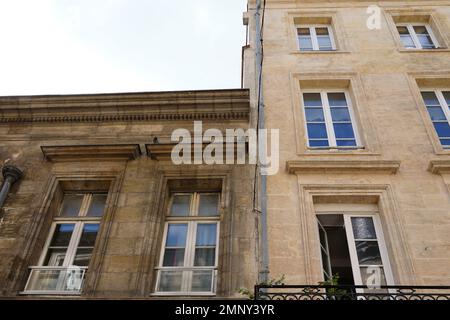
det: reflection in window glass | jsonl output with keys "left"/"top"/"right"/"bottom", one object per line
{"left": 86, "top": 194, "right": 107, "bottom": 217}
{"left": 170, "top": 195, "right": 191, "bottom": 216}
{"left": 198, "top": 194, "right": 219, "bottom": 216}
{"left": 60, "top": 194, "right": 83, "bottom": 217}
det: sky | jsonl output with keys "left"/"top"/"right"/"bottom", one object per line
{"left": 0, "top": 0, "right": 247, "bottom": 96}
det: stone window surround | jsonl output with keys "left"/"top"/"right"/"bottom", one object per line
{"left": 289, "top": 72, "right": 381, "bottom": 156}
{"left": 136, "top": 168, "right": 234, "bottom": 297}
{"left": 287, "top": 10, "right": 351, "bottom": 54}
{"left": 294, "top": 183, "right": 415, "bottom": 285}
{"left": 384, "top": 9, "right": 450, "bottom": 52}
{"left": 407, "top": 72, "right": 450, "bottom": 155}
{"left": 13, "top": 170, "right": 124, "bottom": 296}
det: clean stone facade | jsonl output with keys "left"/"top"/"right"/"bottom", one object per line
{"left": 243, "top": 0, "right": 450, "bottom": 287}
{"left": 0, "top": 90, "right": 258, "bottom": 298}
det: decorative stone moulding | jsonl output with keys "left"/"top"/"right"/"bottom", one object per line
{"left": 41, "top": 144, "right": 141, "bottom": 162}
{"left": 428, "top": 160, "right": 450, "bottom": 174}
{"left": 286, "top": 160, "right": 401, "bottom": 174}
{"left": 0, "top": 89, "right": 250, "bottom": 123}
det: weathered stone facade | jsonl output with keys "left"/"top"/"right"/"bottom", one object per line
{"left": 243, "top": 0, "right": 450, "bottom": 287}
{"left": 0, "top": 90, "right": 258, "bottom": 298}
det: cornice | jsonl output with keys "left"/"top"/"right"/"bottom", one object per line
{"left": 41, "top": 144, "right": 141, "bottom": 162}
{"left": 428, "top": 160, "right": 450, "bottom": 174}
{"left": 286, "top": 159, "right": 401, "bottom": 174}
{"left": 0, "top": 89, "right": 250, "bottom": 123}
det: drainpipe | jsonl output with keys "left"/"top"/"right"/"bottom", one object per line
{"left": 255, "top": 0, "right": 269, "bottom": 284}
{"left": 0, "top": 165, "right": 23, "bottom": 218}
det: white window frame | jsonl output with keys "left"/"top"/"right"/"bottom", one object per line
{"left": 38, "top": 192, "right": 105, "bottom": 267}
{"left": 302, "top": 90, "right": 361, "bottom": 148}
{"left": 154, "top": 192, "right": 221, "bottom": 296}
{"left": 397, "top": 23, "right": 439, "bottom": 49}
{"left": 343, "top": 214, "right": 394, "bottom": 288}
{"left": 297, "top": 25, "right": 336, "bottom": 51}
{"left": 422, "top": 89, "right": 450, "bottom": 148}
{"left": 316, "top": 213, "right": 394, "bottom": 295}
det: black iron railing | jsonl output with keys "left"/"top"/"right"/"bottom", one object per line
{"left": 254, "top": 285, "right": 450, "bottom": 300}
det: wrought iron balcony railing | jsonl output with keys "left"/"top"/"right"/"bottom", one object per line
{"left": 254, "top": 284, "right": 450, "bottom": 301}
{"left": 22, "top": 266, "right": 88, "bottom": 295}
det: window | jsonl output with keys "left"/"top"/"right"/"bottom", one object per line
{"left": 396, "top": 24, "right": 438, "bottom": 49}
{"left": 297, "top": 25, "right": 335, "bottom": 51}
{"left": 317, "top": 214, "right": 394, "bottom": 293}
{"left": 421, "top": 90, "right": 450, "bottom": 148}
{"left": 24, "top": 192, "right": 107, "bottom": 294}
{"left": 155, "top": 192, "right": 220, "bottom": 295}
{"left": 302, "top": 91, "right": 360, "bottom": 148}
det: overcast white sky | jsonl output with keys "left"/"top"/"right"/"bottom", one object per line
{"left": 0, "top": 0, "right": 247, "bottom": 96}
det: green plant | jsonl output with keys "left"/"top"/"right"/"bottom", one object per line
{"left": 238, "top": 274, "right": 286, "bottom": 300}
{"left": 318, "top": 273, "right": 348, "bottom": 298}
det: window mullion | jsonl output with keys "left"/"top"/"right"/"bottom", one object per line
{"left": 310, "top": 27, "right": 319, "bottom": 51}
{"left": 79, "top": 194, "right": 91, "bottom": 217}
{"left": 63, "top": 222, "right": 83, "bottom": 267}
{"left": 322, "top": 92, "right": 336, "bottom": 146}
{"left": 408, "top": 25, "right": 422, "bottom": 49}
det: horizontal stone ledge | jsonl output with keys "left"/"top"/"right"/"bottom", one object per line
{"left": 428, "top": 160, "right": 450, "bottom": 174}
{"left": 286, "top": 160, "right": 401, "bottom": 174}
{"left": 41, "top": 144, "right": 141, "bottom": 162}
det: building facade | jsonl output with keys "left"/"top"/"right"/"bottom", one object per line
{"left": 1, "top": 0, "right": 450, "bottom": 300}
{"left": 0, "top": 90, "right": 259, "bottom": 298}
{"left": 243, "top": 0, "right": 450, "bottom": 298}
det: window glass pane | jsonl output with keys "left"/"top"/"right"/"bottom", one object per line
{"left": 327, "top": 93, "right": 347, "bottom": 106}
{"left": 400, "top": 35, "right": 416, "bottom": 48}
{"left": 397, "top": 26, "right": 409, "bottom": 35}
{"left": 307, "top": 123, "right": 328, "bottom": 139}
{"left": 417, "top": 35, "right": 435, "bottom": 48}
{"left": 317, "top": 36, "right": 332, "bottom": 50}
{"left": 73, "top": 248, "right": 93, "bottom": 266}
{"left": 170, "top": 195, "right": 191, "bottom": 216}
{"left": 360, "top": 267, "right": 387, "bottom": 287}
{"left": 60, "top": 194, "right": 83, "bottom": 217}
{"left": 305, "top": 108, "right": 325, "bottom": 122}
{"left": 297, "top": 28, "right": 310, "bottom": 35}
{"left": 299, "top": 36, "right": 313, "bottom": 51}
{"left": 421, "top": 92, "right": 440, "bottom": 105}
{"left": 166, "top": 224, "right": 188, "bottom": 247}
{"left": 163, "top": 248, "right": 185, "bottom": 266}
{"left": 333, "top": 123, "right": 355, "bottom": 139}
{"left": 355, "top": 241, "right": 382, "bottom": 265}
{"left": 196, "top": 224, "right": 217, "bottom": 246}
{"left": 191, "top": 270, "right": 213, "bottom": 292}
{"left": 443, "top": 92, "right": 450, "bottom": 105}
{"left": 303, "top": 93, "right": 322, "bottom": 107}
{"left": 427, "top": 106, "right": 446, "bottom": 121}
{"left": 78, "top": 224, "right": 99, "bottom": 247}
{"left": 309, "top": 140, "right": 329, "bottom": 147}
{"left": 198, "top": 194, "right": 219, "bottom": 216}
{"left": 331, "top": 108, "right": 351, "bottom": 121}
{"left": 194, "top": 248, "right": 216, "bottom": 266}
{"left": 433, "top": 122, "right": 450, "bottom": 137}
{"left": 336, "top": 139, "right": 357, "bottom": 147}
{"left": 351, "top": 217, "right": 376, "bottom": 239}
{"left": 413, "top": 25, "right": 428, "bottom": 35}
{"left": 158, "top": 270, "right": 183, "bottom": 292}
{"left": 44, "top": 248, "right": 67, "bottom": 266}
{"left": 86, "top": 194, "right": 107, "bottom": 217}
{"left": 315, "top": 27, "right": 329, "bottom": 35}
{"left": 50, "top": 224, "right": 75, "bottom": 246}
{"left": 440, "top": 139, "right": 450, "bottom": 146}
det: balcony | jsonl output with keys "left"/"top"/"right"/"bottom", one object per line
{"left": 23, "top": 266, "right": 88, "bottom": 295}
{"left": 154, "top": 267, "right": 217, "bottom": 295}
{"left": 254, "top": 285, "right": 450, "bottom": 300}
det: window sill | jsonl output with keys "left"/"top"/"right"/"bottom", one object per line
{"left": 398, "top": 48, "right": 450, "bottom": 53}
{"left": 291, "top": 50, "right": 350, "bottom": 55}
{"left": 19, "top": 291, "right": 82, "bottom": 296}
{"left": 150, "top": 292, "right": 216, "bottom": 297}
